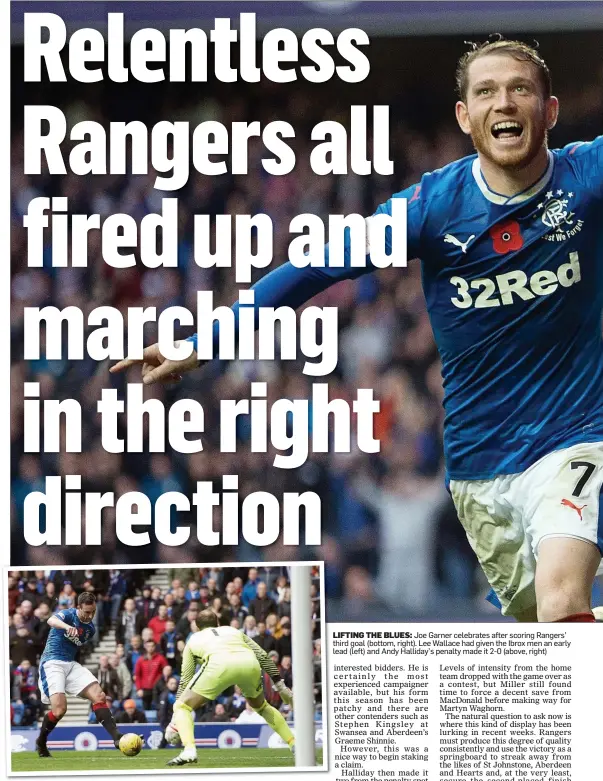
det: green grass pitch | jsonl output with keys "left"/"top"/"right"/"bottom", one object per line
{"left": 11, "top": 748, "right": 324, "bottom": 773}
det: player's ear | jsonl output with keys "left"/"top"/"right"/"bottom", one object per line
{"left": 546, "top": 95, "right": 559, "bottom": 131}
{"left": 455, "top": 101, "right": 472, "bottom": 135}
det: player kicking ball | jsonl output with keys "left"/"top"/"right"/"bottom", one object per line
{"left": 36, "top": 592, "right": 127, "bottom": 757}
{"left": 112, "top": 38, "right": 603, "bottom": 624}
{"left": 165, "top": 608, "right": 294, "bottom": 767}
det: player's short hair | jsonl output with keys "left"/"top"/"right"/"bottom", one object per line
{"left": 196, "top": 608, "right": 219, "bottom": 630}
{"left": 456, "top": 36, "right": 552, "bottom": 101}
{"left": 77, "top": 592, "right": 97, "bottom": 606}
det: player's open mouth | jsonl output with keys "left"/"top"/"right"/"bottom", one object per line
{"left": 490, "top": 121, "right": 523, "bottom": 140}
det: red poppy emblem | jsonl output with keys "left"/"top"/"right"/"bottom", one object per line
{"left": 490, "top": 220, "right": 523, "bottom": 254}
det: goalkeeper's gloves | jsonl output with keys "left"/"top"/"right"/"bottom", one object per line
{"left": 274, "top": 679, "right": 293, "bottom": 705}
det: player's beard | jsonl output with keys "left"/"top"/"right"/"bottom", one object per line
{"left": 467, "top": 114, "right": 547, "bottom": 172}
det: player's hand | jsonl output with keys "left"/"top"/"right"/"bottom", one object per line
{"left": 274, "top": 680, "right": 293, "bottom": 705}
{"left": 64, "top": 626, "right": 79, "bottom": 637}
{"left": 109, "top": 341, "right": 200, "bottom": 386}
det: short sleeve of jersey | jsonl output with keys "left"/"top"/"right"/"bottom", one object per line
{"left": 56, "top": 608, "right": 75, "bottom": 624}
{"left": 370, "top": 182, "right": 423, "bottom": 261}
{"left": 562, "top": 136, "right": 603, "bottom": 198}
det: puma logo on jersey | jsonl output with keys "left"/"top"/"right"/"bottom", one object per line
{"left": 561, "top": 498, "right": 587, "bottom": 520}
{"left": 450, "top": 251, "right": 581, "bottom": 309}
{"left": 444, "top": 233, "right": 475, "bottom": 254}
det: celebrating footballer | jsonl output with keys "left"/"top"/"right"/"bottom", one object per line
{"left": 113, "top": 37, "right": 603, "bottom": 624}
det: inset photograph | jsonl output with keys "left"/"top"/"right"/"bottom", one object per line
{"left": 7, "top": 563, "right": 325, "bottom": 774}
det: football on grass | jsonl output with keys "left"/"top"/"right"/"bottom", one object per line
{"left": 119, "top": 733, "right": 143, "bottom": 756}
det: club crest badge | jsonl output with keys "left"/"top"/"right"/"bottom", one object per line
{"left": 538, "top": 190, "right": 584, "bottom": 241}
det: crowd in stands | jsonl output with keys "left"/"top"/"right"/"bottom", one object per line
{"left": 8, "top": 566, "right": 322, "bottom": 733}
{"left": 10, "top": 34, "right": 603, "bottom": 619}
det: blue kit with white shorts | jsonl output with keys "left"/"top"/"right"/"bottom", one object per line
{"left": 39, "top": 608, "right": 97, "bottom": 704}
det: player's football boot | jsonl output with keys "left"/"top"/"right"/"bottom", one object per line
{"left": 167, "top": 748, "right": 198, "bottom": 766}
{"left": 35, "top": 739, "right": 52, "bottom": 758}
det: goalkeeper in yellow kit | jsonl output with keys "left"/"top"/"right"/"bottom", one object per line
{"left": 165, "top": 609, "right": 295, "bottom": 766}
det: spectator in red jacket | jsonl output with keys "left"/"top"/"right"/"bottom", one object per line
{"left": 148, "top": 604, "right": 169, "bottom": 643}
{"left": 134, "top": 640, "right": 168, "bottom": 709}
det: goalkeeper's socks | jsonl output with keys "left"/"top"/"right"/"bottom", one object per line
{"left": 92, "top": 702, "right": 123, "bottom": 742}
{"left": 38, "top": 710, "right": 61, "bottom": 743}
{"left": 555, "top": 612, "right": 596, "bottom": 622}
{"left": 173, "top": 701, "right": 197, "bottom": 751}
{"left": 256, "top": 700, "right": 295, "bottom": 746}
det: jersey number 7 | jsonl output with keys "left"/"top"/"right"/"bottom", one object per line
{"left": 570, "top": 461, "right": 596, "bottom": 497}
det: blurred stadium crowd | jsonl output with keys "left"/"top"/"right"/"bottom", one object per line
{"left": 8, "top": 566, "right": 322, "bottom": 734}
{"left": 10, "top": 35, "right": 603, "bottom": 619}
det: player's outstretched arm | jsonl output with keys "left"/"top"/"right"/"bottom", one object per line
{"left": 109, "top": 256, "right": 355, "bottom": 386}
{"left": 241, "top": 634, "right": 293, "bottom": 704}
{"left": 48, "top": 614, "right": 78, "bottom": 637}
{"left": 110, "top": 189, "right": 422, "bottom": 386}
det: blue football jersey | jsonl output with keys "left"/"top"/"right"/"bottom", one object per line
{"left": 40, "top": 607, "right": 96, "bottom": 663}
{"left": 385, "top": 137, "right": 603, "bottom": 479}
{"left": 190, "top": 137, "right": 602, "bottom": 480}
